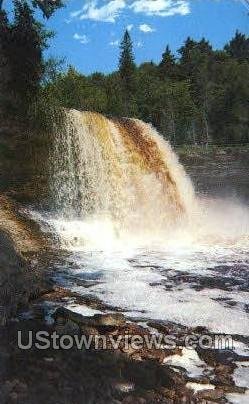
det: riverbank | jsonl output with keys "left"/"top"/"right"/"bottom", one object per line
{"left": 1, "top": 286, "right": 248, "bottom": 404}
{"left": 0, "top": 195, "right": 53, "bottom": 325}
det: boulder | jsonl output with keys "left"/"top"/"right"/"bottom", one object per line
{"left": 53, "top": 307, "right": 126, "bottom": 329}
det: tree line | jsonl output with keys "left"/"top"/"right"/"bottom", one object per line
{"left": 0, "top": 1, "right": 248, "bottom": 145}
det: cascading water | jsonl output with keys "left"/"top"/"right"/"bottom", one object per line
{"left": 51, "top": 110, "right": 195, "bottom": 247}
{"left": 39, "top": 109, "right": 249, "bottom": 401}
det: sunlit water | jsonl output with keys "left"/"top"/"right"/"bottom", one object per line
{"left": 38, "top": 112, "right": 249, "bottom": 401}
{"left": 28, "top": 149, "right": 249, "bottom": 403}
{"left": 34, "top": 196, "right": 249, "bottom": 336}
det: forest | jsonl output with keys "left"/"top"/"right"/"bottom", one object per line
{"left": 0, "top": 0, "right": 249, "bottom": 145}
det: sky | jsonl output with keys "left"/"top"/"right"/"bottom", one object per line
{"left": 6, "top": 0, "right": 249, "bottom": 74}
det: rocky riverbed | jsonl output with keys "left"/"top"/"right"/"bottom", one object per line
{"left": 1, "top": 276, "right": 248, "bottom": 403}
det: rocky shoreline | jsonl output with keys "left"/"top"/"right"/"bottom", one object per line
{"left": 1, "top": 287, "right": 248, "bottom": 403}
{"left": 0, "top": 195, "right": 53, "bottom": 325}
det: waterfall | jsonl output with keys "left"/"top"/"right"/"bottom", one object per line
{"left": 51, "top": 110, "right": 195, "bottom": 245}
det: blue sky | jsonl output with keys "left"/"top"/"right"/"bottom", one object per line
{"left": 7, "top": 0, "right": 249, "bottom": 74}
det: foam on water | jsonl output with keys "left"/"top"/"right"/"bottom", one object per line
{"left": 31, "top": 192, "right": 249, "bottom": 337}
{"left": 186, "top": 382, "right": 215, "bottom": 393}
{"left": 163, "top": 348, "right": 212, "bottom": 378}
{"left": 232, "top": 362, "right": 249, "bottom": 389}
{"left": 226, "top": 391, "right": 249, "bottom": 404}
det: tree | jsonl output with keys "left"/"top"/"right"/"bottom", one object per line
{"left": 210, "top": 55, "right": 249, "bottom": 144}
{"left": 0, "top": 0, "right": 62, "bottom": 121}
{"left": 159, "top": 45, "right": 178, "bottom": 79}
{"left": 4, "top": 0, "right": 51, "bottom": 117}
{"left": 0, "top": 10, "right": 11, "bottom": 114}
{"left": 118, "top": 29, "right": 137, "bottom": 116}
{"left": 0, "top": 0, "right": 63, "bottom": 18}
{"left": 224, "top": 30, "right": 249, "bottom": 62}
{"left": 178, "top": 37, "right": 214, "bottom": 144}
{"left": 48, "top": 66, "right": 108, "bottom": 113}
{"left": 105, "top": 72, "right": 126, "bottom": 117}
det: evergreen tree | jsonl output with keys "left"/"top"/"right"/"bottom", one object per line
{"left": 6, "top": 0, "right": 49, "bottom": 116}
{"left": 0, "top": 0, "right": 63, "bottom": 18}
{"left": 178, "top": 38, "right": 214, "bottom": 144}
{"left": 159, "top": 45, "right": 177, "bottom": 79}
{"left": 0, "top": 10, "right": 11, "bottom": 114}
{"left": 224, "top": 30, "right": 249, "bottom": 62}
{"left": 118, "top": 29, "right": 137, "bottom": 116}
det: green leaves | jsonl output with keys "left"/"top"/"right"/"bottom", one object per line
{"left": 32, "top": 0, "right": 64, "bottom": 19}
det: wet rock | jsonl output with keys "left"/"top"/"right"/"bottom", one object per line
{"left": 41, "top": 286, "right": 123, "bottom": 312}
{"left": 213, "top": 363, "right": 236, "bottom": 387}
{"left": 191, "top": 325, "right": 209, "bottom": 334}
{"left": 147, "top": 321, "right": 172, "bottom": 335}
{"left": 197, "top": 347, "right": 239, "bottom": 366}
{"left": 196, "top": 388, "right": 224, "bottom": 400}
{"left": 147, "top": 320, "right": 187, "bottom": 336}
{"left": 0, "top": 230, "right": 30, "bottom": 325}
{"left": 53, "top": 307, "right": 126, "bottom": 329}
{"left": 92, "top": 313, "right": 126, "bottom": 327}
{"left": 0, "top": 196, "right": 52, "bottom": 324}
{"left": 54, "top": 317, "right": 80, "bottom": 336}
{"left": 80, "top": 325, "right": 99, "bottom": 337}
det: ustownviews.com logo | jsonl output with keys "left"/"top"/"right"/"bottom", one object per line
{"left": 17, "top": 331, "right": 234, "bottom": 351}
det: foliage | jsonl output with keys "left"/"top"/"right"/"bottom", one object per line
{"left": 0, "top": 0, "right": 63, "bottom": 18}
{"left": 0, "top": 1, "right": 248, "bottom": 147}
{"left": 118, "top": 30, "right": 137, "bottom": 116}
{"left": 44, "top": 30, "right": 248, "bottom": 145}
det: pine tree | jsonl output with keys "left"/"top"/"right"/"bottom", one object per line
{"left": 118, "top": 30, "right": 137, "bottom": 115}
{"left": 159, "top": 45, "right": 177, "bottom": 79}
{"left": 0, "top": 10, "right": 11, "bottom": 114}
{"left": 4, "top": 0, "right": 52, "bottom": 118}
{"left": 0, "top": 0, "right": 63, "bottom": 18}
{"left": 224, "top": 30, "right": 249, "bottom": 62}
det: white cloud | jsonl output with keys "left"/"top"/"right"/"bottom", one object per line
{"left": 70, "top": 0, "right": 190, "bottom": 22}
{"left": 71, "top": 0, "right": 126, "bottom": 23}
{"left": 136, "top": 41, "right": 143, "bottom": 48}
{"left": 109, "top": 39, "right": 119, "bottom": 46}
{"left": 139, "top": 23, "right": 155, "bottom": 33}
{"left": 73, "top": 33, "right": 89, "bottom": 44}
{"left": 130, "top": 0, "right": 190, "bottom": 17}
{"left": 127, "top": 24, "right": 134, "bottom": 31}
{"left": 70, "top": 9, "right": 83, "bottom": 18}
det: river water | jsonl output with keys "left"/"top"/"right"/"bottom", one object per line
{"left": 38, "top": 150, "right": 249, "bottom": 337}
{"left": 30, "top": 146, "right": 249, "bottom": 403}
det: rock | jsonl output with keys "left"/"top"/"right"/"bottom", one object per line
{"left": 80, "top": 325, "right": 99, "bottom": 337}
{"left": 0, "top": 195, "right": 51, "bottom": 324}
{"left": 147, "top": 321, "right": 172, "bottom": 335}
{"left": 158, "top": 387, "right": 176, "bottom": 399}
{"left": 53, "top": 307, "right": 126, "bottom": 329}
{"left": 91, "top": 313, "right": 126, "bottom": 327}
{"left": 196, "top": 388, "right": 224, "bottom": 400}
{"left": 213, "top": 363, "right": 235, "bottom": 386}
{"left": 161, "top": 366, "right": 186, "bottom": 388}
{"left": 0, "top": 230, "right": 27, "bottom": 325}
{"left": 55, "top": 318, "right": 80, "bottom": 336}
